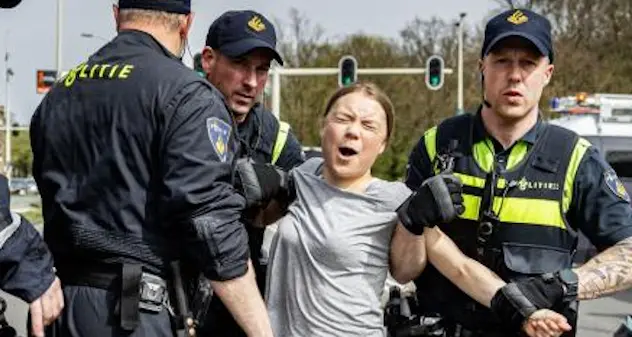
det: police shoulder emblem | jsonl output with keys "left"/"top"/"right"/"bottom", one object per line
{"left": 206, "top": 117, "right": 232, "bottom": 163}
{"left": 604, "top": 169, "right": 631, "bottom": 203}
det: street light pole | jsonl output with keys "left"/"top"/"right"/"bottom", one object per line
{"left": 456, "top": 12, "right": 466, "bottom": 115}
{"left": 4, "top": 50, "right": 11, "bottom": 181}
{"left": 56, "top": 0, "right": 63, "bottom": 79}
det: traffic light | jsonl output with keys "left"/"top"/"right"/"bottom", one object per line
{"left": 193, "top": 53, "right": 204, "bottom": 77}
{"left": 425, "top": 55, "right": 444, "bottom": 91}
{"left": 338, "top": 55, "right": 358, "bottom": 87}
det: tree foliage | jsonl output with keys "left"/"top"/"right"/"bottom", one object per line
{"left": 271, "top": 3, "right": 632, "bottom": 180}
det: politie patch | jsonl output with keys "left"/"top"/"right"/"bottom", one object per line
{"left": 604, "top": 169, "right": 631, "bottom": 203}
{"left": 206, "top": 117, "right": 232, "bottom": 163}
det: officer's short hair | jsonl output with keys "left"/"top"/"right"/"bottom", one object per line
{"left": 118, "top": 8, "right": 186, "bottom": 32}
{"left": 323, "top": 82, "right": 395, "bottom": 143}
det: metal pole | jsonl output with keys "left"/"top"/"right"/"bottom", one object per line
{"left": 271, "top": 68, "right": 281, "bottom": 119}
{"left": 457, "top": 12, "right": 466, "bottom": 115}
{"left": 56, "top": 0, "right": 63, "bottom": 78}
{"left": 4, "top": 58, "right": 10, "bottom": 182}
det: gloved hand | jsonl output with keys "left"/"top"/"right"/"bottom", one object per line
{"left": 490, "top": 283, "right": 539, "bottom": 331}
{"left": 490, "top": 271, "right": 572, "bottom": 331}
{"left": 0, "top": 174, "right": 12, "bottom": 227}
{"left": 396, "top": 174, "right": 465, "bottom": 235}
{"left": 234, "top": 158, "right": 290, "bottom": 209}
{"left": 510, "top": 272, "right": 571, "bottom": 309}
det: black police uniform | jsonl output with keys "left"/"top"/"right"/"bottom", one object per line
{"left": 204, "top": 103, "right": 304, "bottom": 337}
{"left": 404, "top": 109, "right": 632, "bottom": 337}
{"left": 30, "top": 30, "right": 250, "bottom": 337}
{"left": 0, "top": 174, "right": 55, "bottom": 304}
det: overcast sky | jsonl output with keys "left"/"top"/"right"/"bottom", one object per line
{"left": 0, "top": 0, "right": 503, "bottom": 125}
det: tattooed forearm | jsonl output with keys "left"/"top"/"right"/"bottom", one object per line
{"left": 573, "top": 237, "right": 632, "bottom": 300}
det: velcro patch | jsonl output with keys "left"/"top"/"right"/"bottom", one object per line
{"left": 206, "top": 117, "right": 232, "bottom": 163}
{"left": 604, "top": 170, "right": 631, "bottom": 203}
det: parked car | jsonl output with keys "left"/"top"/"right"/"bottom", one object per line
{"left": 9, "top": 177, "right": 38, "bottom": 195}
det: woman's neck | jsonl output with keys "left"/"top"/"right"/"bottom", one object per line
{"left": 322, "top": 168, "right": 374, "bottom": 194}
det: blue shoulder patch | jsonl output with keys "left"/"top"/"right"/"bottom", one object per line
{"left": 604, "top": 169, "right": 631, "bottom": 203}
{"left": 206, "top": 117, "right": 232, "bottom": 163}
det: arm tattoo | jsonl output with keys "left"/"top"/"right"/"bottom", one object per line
{"left": 575, "top": 237, "right": 632, "bottom": 300}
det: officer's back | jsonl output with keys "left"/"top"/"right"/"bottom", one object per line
{"left": 30, "top": 2, "right": 275, "bottom": 337}
{"left": 31, "top": 27, "right": 207, "bottom": 275}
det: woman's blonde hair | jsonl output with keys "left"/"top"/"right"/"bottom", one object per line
{"left": 323, "top": 82, "right": 395, "bottom": 143}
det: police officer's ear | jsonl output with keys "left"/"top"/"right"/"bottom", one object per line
{"left": 181, "top": 12, "right": 194, "bottom": 38}
{"left": 201, "top": 47, "right": 215, "bottom": 74}
{"left": 112, "top": 5, "right": 121, "bottom": 31}
{"left": 543, "top": 60, "right": 554, "bottom": 86}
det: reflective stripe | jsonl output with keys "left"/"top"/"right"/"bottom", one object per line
{"left": 473, "top": 139, "right": 495, "bottom": 172}
{"left": 495, "top": 198, "right": 565, "bottom": 229}
{"left": 424, "top": 126, "right": 438, "bottom": 168}
{"left": 507, "top": 141, "right": 528, "bottom": 170}
{"left": 0, "top": 212, "right": 22, "bottom": 249}
{"left": 455, "top": 172, "right": 506, "bottom": 190}
{"left": 460, "top": 194, "right": 481, "bottom": 221}
{"left": 563, "top": 137, "right": 591, "bottom": 213}
{"left": 460, "top": 194, "right": 565, "bottom": 228}
{"left": 271, "top": 121, "right": 290, "bottom": 165}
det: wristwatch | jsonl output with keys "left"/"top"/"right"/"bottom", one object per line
{"left": 556, "top": 269, "right": 579, "bottom": 301}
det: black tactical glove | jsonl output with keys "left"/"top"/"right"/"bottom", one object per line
{"left": 490, "top": 283, "right": 539, "bottom": 331}
{"left": 234, "top": 158, "right": 290, "bottom": 209}
{"left": 0, "top": 175, "right": 12, "bottom": 227}
{"left": 396, "top": 174, "right": 465, "bottom": 235}
{"left": 491, "top": 270, "right": 575, "bottom": 331}
{"left": 510, "top": 270, "right": 574, "bottom": 309}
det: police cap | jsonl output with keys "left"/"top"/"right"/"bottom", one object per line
{"left": 118, "top": 0, "right": 191, "bottom": 14}
{"left": 206, "top": 10, "right": 283, "bottom": 65}
{"left": 0, "top": 0, "right": 21, "bottom": 9}
{"left": 482, "top": 8, "right": 554, "bottom": 63}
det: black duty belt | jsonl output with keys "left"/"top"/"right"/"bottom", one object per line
{"left": 57, "top": 262, "right": 170, "bottom": 331}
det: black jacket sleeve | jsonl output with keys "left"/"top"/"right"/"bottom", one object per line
{"left": 567, "top": 146, "right": 632, "bottom": 250}
{"left": 0, "top": 213, "right": 56, "bottom": 303}
{"left": 275, "top": 129, "right": 305, "bottom": 171}
{"left": 160, "top": 82, "right": 249, "bottom": 281}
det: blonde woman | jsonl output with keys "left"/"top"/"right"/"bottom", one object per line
{"left": 235, "top": 82, "right": 570, "bottom": 337}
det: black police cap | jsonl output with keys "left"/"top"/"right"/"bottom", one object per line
{"left": 0, "top": 0, "right": 21, "bottom": 9}
{"left": 205, "top": 10, "right": 283, "bottom": 65}
{"left": 118, "top": 0, "right": 190, "bottom": 14}
{"left": 482, "top": 8, "right": 554, "bottom": 63}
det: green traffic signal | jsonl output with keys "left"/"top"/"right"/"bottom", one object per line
{"left": 426, "top": 55, "right": 444, "bottom": 90}
{"left": 338, "top": 56, "right": 358, "bottom": 87}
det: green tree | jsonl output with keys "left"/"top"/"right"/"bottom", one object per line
{"left": 11, "top": 131, "right": 32, "bottom": 177}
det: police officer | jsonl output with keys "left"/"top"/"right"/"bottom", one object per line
{"left": 0, "top": 174, "right": 63, "bottom": 337}
{"left": 198, "top": 10, "right": 304, "bottom": 336}
{"left": 403, "top": 8, "right": 632, "bottom": 337}
{"left": 29, "top": 1, "right": 273, "bottom": 336}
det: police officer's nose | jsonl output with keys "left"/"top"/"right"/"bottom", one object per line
{"left": 242, "top": 68, "right": 258, "bottom": 90}
{"left": 507, "top": 62, "right": 523, "bottom": 83}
